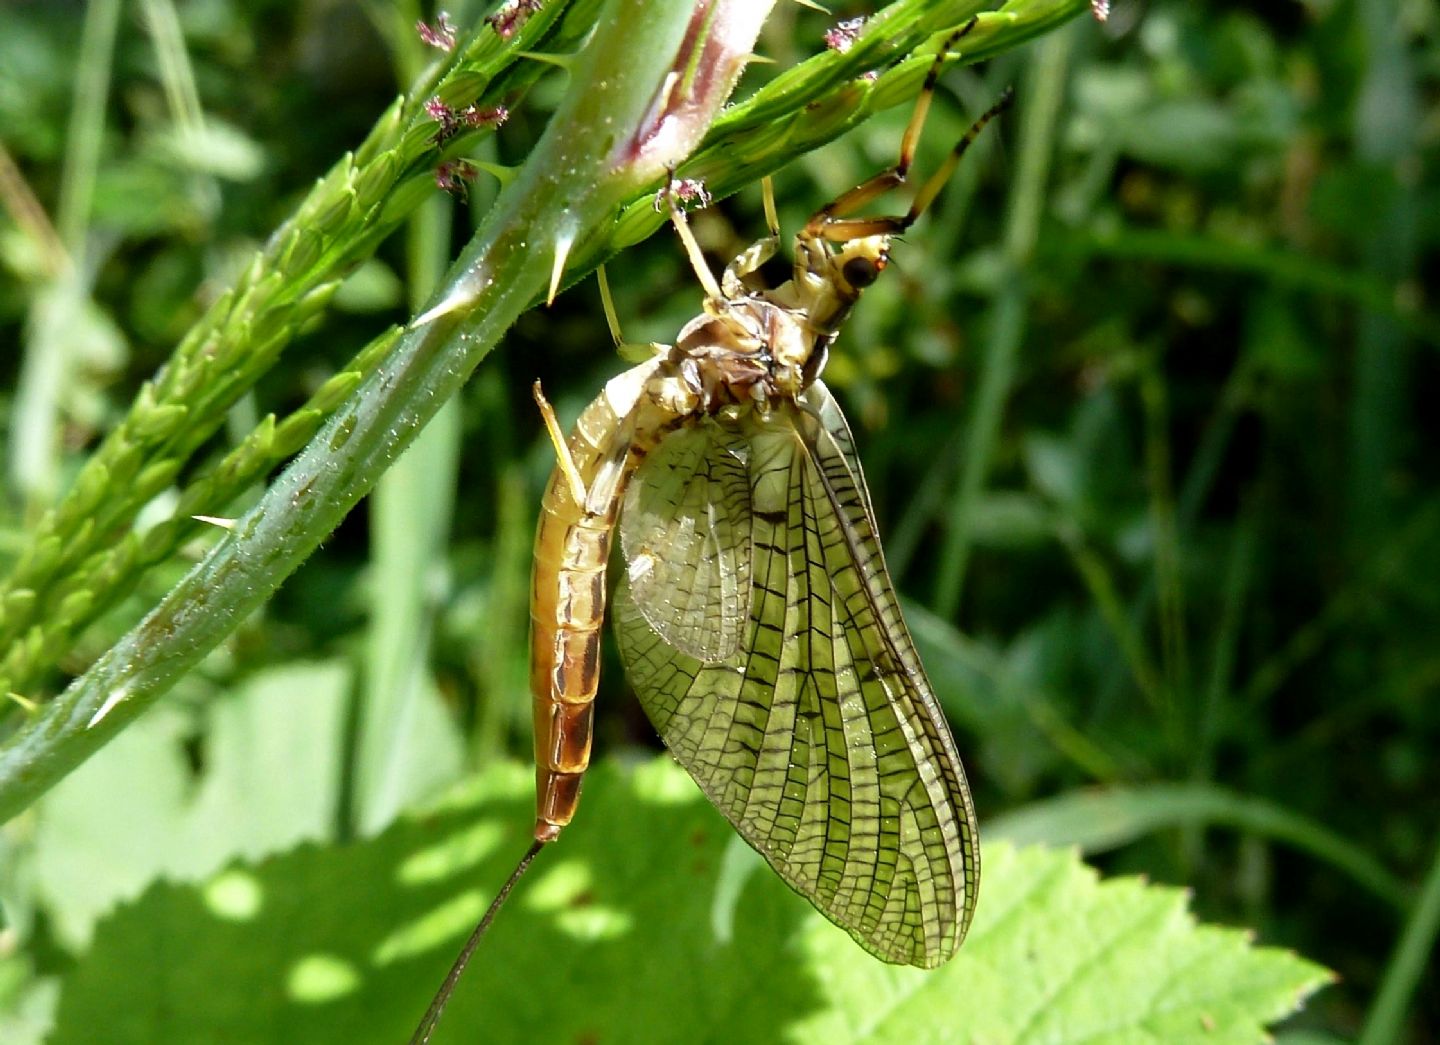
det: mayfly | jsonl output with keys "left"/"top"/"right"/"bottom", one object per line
{"left": 411, "top": 27, "right": 1011, "bottom": 1044}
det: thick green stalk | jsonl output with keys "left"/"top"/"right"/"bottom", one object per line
{"left": 0, "top": 0, "right": 597, "bottom": 701}
{"left": 0, "top": 0, "right": 772, "bottom": 824}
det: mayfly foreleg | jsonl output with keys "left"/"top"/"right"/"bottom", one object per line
{"left": 808, "top": 81, "right": 1013, "bottom": 240}
{"left": 804, "top": 20, "right": 978, "bottom": 234}
{"left": 902, "top": 86, "right": 1015, "bottom": 227}
{"left": 803, "top": 19, "right": 1014, "bottom": 243}
{"left": 663, "top": 187, "right": 725, "bottom": 304}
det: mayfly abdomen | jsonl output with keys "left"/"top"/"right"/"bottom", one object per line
{"left": 529, "top": 506, "right": 611, "bottom": 841}
{"left": 528, "top": 363, "right": 658, "bottom": 842}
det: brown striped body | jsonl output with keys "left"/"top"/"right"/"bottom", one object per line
{"left": 529, "top": 491, "right": 614, "bottom": 841}
{"left": 529, "top": 359, "right": 675, "bottom": 841}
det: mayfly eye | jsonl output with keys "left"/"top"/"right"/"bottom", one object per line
{"left": 842, "top": 256, "right": 880, "bottom": 288}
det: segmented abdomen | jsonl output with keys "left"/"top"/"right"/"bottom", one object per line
{"left": 528, "top": 364, "right": 655, "bottom": 842}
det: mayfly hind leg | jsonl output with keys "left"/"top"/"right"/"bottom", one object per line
{"left": 804, "top": 18, "right": 1013, "bottom": 241}
{"left": 532, "top": 379, "right": 588, "bottom": 507}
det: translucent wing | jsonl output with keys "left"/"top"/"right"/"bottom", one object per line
{"left": 620, "top": 423, "right": 753, "bottom": 662}
{"left": 615, "top": 380, "right": 978, "bottom": 967}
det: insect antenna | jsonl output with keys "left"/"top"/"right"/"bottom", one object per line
{"left": 407, "top": 838, "right": 547, "bottom": 1045}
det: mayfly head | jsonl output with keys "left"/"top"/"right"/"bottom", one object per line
{"left": 785, "top": 230, "right": 893, "bottom": 341}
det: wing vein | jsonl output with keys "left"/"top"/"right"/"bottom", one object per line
{"left": 615, "top": 389, "right": 977, "bottom": 966}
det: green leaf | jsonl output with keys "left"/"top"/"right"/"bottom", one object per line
{"left": 29, "top": 661, "right": 350, "bottom": 949}
{"left": 0, "top": 951, "right": 54, "bottom": 1045}
{"left": 50, "top": 759, "right": 1331, "bottom": 1043}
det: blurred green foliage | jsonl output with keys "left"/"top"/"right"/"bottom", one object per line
{"left": 1, "top": 0, "right": 1436, "bottom": 1042}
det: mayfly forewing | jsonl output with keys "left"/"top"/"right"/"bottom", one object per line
{"left": 619, "top": 423, "right": 753, "bottom": 662}
{"left": 614, "top": 395, "right": 976, "bottom": 967}
{"left": 797, "top": 382, "right": 980, "bottom": 937}
{"left": 797, "top": 380, "right": 876, "bottom": 523}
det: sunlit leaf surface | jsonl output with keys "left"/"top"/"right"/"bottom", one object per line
{"left": 48, "top": 760, "right": 1331, "bottom": 1044}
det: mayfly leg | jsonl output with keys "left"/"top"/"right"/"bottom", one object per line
{"left": 805, "top": 19, "right": 1013, "bottom": 241}
{"left": 596, "top": 265, "right": 625, "bottom": 347}
{"left": 902, "top": 86, "right": 1014, "bottom": 227}
{"left": 721, "top": 177, "right": 784, "bottom": 297}
{"left": 533, "top": 380, "right": 587, "bottom": 508}
{"left": 596, "top": 267, "right": 672, "bottom": 363}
